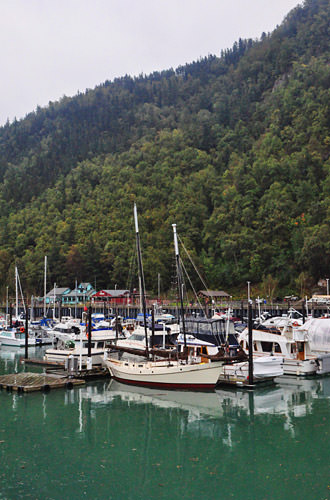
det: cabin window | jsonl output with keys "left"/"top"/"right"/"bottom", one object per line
{"left": 97, "top": 342, "right": 104, "bottom": 348}
{"left": 201, "top": 346, "right": 208, "bottom": 355}
{"left": 253, "top": 342, "right": 258, "bottom": 351}
{"left": 260, "top": 341, "right": 273, "bottom": 352}
{"left": 274, "top": 343, "right": 282, "bottom": 353}
{"left": 199, "top": 323, "right": 210, "bottom": 334}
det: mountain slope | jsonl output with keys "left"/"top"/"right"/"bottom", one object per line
{"left": 0, "top": 0, "right": 329, "bottom": 297}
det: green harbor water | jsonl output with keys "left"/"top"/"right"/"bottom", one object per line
{"left": 1, "top": 347, "right": 330, "bottom": 500}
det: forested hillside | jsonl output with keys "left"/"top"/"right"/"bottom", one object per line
{"left": 0, "top": 0, "right": 329, "bottom": 298}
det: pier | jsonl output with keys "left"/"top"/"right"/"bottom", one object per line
{"left": 0, "top": 371, "right": 85, "bottom": 393}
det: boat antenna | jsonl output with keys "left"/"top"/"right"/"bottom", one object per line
{"left": 172, "top": 224, "right": 187, "bottom": 350}
{"left": 134, "top": 203, "right": 149, "bottom": 359}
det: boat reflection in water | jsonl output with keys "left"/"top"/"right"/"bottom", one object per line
{"left": 0, "top": 345, "right": 45, "bottom": 373}
{"left": 71, "top": 375, "right": 330, "bottom": 441}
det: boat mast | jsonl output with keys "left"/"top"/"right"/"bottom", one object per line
{"left": 53, "top": 283, "right": 56, "bottom": 321}
{"left": 44, "top": 255, "right": 47, "bottom": 318}
{"left": 15, "top": 266, "right": 19, "bottom": 319}
{"left": 75, "top": 279, "right": 77, "bottom": 319}
{"left": 134, "top": 203, "right": 149, "bottom": 358}
{"left": 5, "top": 286, "right": 8, "bottom": 328}
{"left": 172, "top": 224, "right": 186, "bottom": 349}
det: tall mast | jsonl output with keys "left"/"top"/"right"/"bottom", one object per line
{"left": 6, "top": 286, "right": 8, "bottom": 328}
{"left": 15, "top": 266, "right": 19, "bottom": 319}
{"left": 53, "top": 283, "right": 56, "bottom": 321}
{"left": 75, "top": 279, "right": 77, "bottom": 319}
{"left": 134, "top": 203, "right": 149, "bottom": 358}
{"left": 172, "top": 224, "right": 186, "bottom": 349}
{"left": 44, "top": 255, "right": 47, "bottom": 318}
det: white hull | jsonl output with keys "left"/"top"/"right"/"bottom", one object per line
{"left": 221, "top": 356, "right": 283, "bottom": 382}
{"left": 283, "top": 358, "right": 317, "bottom": 376}
{"left": 104, "top": 357, "right": 224, "bottom": 389}
{"left": 0, "top": 335, "right": 36, "bottom": 347}
{"left": 251, "top": 352, "right": 317, "bottom": 376}
{"left": 238, "top": 328, "right": 319, "bottom": 377}
{"left": 45, "top": 347, "right": 105, "bottom": 365}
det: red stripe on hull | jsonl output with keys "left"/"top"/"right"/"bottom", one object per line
{"left": 112, "top": 375, "right": 215, "bottom": 391}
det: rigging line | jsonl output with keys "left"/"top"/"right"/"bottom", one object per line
{"left": 179, "top": 257, "right": 204, "bottom": 311}
{"left": 177, "top": 233, "right": 210, "bottom": 293}
{"left": 17, "top": 270, "right": 26, "bottom": 314}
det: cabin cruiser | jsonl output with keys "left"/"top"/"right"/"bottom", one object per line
{"left": 237, "top": 327, "right": 318, "bottom": 376}
{"left": 256, "top": 308, "right": 306, "bottom": 329}
{"left": 0, "top": 328, "right": 38, "bottom": 347}
{"left": 44, "top": 328, "right": 127, "bottom": 367}
{"left": 47, "top": 321, "right": 82, "bottom": 344}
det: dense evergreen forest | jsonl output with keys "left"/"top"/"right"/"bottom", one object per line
{"left": 0, "top": 0, "right": 329, "bottom": 299}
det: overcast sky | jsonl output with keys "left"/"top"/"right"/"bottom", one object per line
{"left": 0, "top": 0, "right": 301, "bottom": 126}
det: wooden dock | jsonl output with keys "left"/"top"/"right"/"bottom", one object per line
{"left": 22, "top": 358, "right": 110, "bottom": 380}
{"left": 0, "top": 372, "right": 85, "bottom": 393}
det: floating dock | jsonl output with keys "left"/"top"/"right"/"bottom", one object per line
{"left": 22, "top": 358, "right": 110, "bottom": 380}
{"left": 0, "top": 372, "right": 85, "bottom": 393}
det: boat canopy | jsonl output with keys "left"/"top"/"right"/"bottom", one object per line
{"left": 184, "top": 317, "right": 238, "bottom": 346}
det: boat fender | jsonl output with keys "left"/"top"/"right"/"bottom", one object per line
{"left": 20, "top": 327, "right": 25, "bottom": 333}
{"left": 42, "top": 384, "right": 50, "bottom": 392}
{"left": 66, "top": 381, "right": 73, "bottom": 390}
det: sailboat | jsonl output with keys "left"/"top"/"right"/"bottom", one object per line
{"left": 0, "top": 267, "right": 37, "bottom": 347}
{"left": 104, "top": 206, "right": 225, "bottom": 390}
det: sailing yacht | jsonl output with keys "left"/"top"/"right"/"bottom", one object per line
{"left": 104, "top": 208, "right": 225, "bottom": 390}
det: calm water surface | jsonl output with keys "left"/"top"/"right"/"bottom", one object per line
{"left": 0, "top": 347, "right": 330, "bottom": 500}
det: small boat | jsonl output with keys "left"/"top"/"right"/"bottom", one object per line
{"left": 44, "top": 329, "right": 125, "bottom": 367}
{"left": 47, "top": 321, "right": 82, "bottom": 344}
{"left": 0, "top": 328, "right": 37, "bottom": 347}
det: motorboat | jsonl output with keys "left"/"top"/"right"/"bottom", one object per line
{"left": 44, "top": 328, "right": 127, "bottom": 367}
{"left": 0, "top": 328, "right": 38, "bottom": 347}
{"left": 237, "top": 327, "right": 318, "bottom": 376}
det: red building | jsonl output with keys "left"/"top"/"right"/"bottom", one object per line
{"left": 91, "top": 289, "right": 131, "bottom": 305}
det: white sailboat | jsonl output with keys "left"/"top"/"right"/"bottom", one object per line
{"left": 0, "top": 266, "right": 37, "bottom": 347}
{"left": 104, "top": 207, "right": 224, "bottom": 390}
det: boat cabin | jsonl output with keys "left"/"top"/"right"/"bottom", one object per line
{"left": 239, "top": 331, "right": 308, "bottom": 361}
{"left": 184, "top": 317, "right": 239, "bottom": 347}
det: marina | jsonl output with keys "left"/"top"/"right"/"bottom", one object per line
{"left": 1, "top": 346, "right": 330, "bottom": 499}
